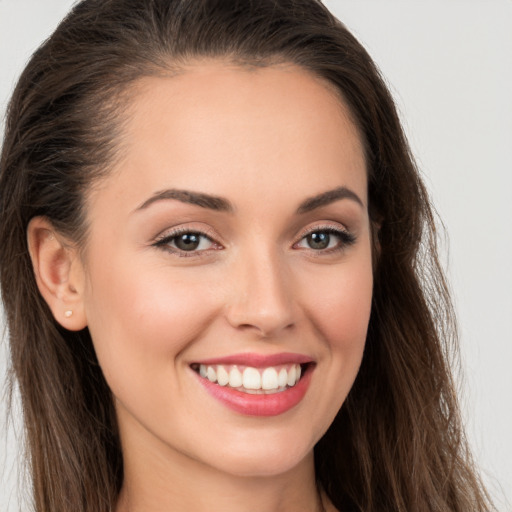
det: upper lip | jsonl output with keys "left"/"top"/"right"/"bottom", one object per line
{"left": 193, "top": 352, "right": 314, "bottom": 367}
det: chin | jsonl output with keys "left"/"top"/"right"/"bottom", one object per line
{"left": 196, "top": 429, "right": 317, "bottom": 479}
{"left": 217, "top": 453, "right": 311, "bottom": 479}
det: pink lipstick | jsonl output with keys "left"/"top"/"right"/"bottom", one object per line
{"left": 191, "top": 352, "right": 314, "bottom": 416}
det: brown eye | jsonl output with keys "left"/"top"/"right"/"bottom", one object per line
{"left": 155, "top": 231, "right": 216, "bottom": 253}
{"left": 173, "top": 233, "right": 202, "bottom": 251}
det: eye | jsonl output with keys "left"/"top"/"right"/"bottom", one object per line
{"left": 153, "top": 230, "right": 219, "bottom": 255}
{"left": 295, "top": 227, "right": 355, "bottom": 252}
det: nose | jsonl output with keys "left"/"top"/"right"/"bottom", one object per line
{"left": 224, "top": 248, "right": 296, "bottom": 337}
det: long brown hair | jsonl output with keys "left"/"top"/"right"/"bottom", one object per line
{"left": 0, "top": 1, "right": 494, "bottom": 510}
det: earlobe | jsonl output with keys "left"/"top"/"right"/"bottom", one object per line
{"left": 27, "top": 216, "right": 88, "bottom": 331}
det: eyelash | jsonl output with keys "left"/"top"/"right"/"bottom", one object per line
{"left": 153, "top": 227, "right": 221, "bottom": 258}
{"left": 152, "top": 225, "right": 356, "bottom": 257}
{"left": 293, "top": 225, "right": 356, "bottom": 254}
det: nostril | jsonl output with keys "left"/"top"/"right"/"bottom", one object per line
{"left": 224, "top": 271, "right": 296, "bottom": 336}
{"left": 230, "top": 320, "right": 295, "bottom": 338}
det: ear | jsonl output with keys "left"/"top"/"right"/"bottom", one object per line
{"left": 27, "top": 216, "right": 88, "bottom": 331}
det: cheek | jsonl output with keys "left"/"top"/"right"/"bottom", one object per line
{"left": 300, "top": 256, "right": 373, "bottom": 356}
{"left": 293, "top": 252, "right": 373, "bottom": 433}
{"left": 82, "top": 259, "right": 218, "bottom": 388}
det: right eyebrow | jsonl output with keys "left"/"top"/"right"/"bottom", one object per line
{"left": 134, "top": 188, "right": 234, "bottom": 213}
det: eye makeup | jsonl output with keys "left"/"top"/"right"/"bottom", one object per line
{"left": 152, "top": 221, "right": 357, "bottom": 259}
{"left": 152, "top": 226, "right": 223, "bottom": 258}
{"left": 293, "top": 224, "right": 356, "bottom": 254}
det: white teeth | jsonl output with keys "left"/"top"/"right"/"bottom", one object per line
{"left": 261, "top": 367, "right": 278, "bottom": 390}
{"left": 242, "top": 367, "right": 261, "bottom": 390}
{"left": 278, "top": 368, "right": 288, "bottom": 388}
{"left": 229, "top": 367, "right": 243, "bottom": 388}
{"left": 197, "top": 363, "right": 304, "bottom": 392}
{"left": 217, "top": 365, "right": 229, "bottom": 386}
{"left": 206, "top": 366, "right": 217, "bottom": 383}
{"left": 287, "top": 365, "right": 297, "bottom": 387}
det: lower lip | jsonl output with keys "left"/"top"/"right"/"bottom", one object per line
{"left": 195, "top": 365, "right": 313, "bottom": 417}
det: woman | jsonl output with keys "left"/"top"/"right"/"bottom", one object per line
{"left": 0, "top": 0, "right": 495, "bottom": 511}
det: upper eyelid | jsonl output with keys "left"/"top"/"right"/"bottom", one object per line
{"left": 157, "top": 231, "right": 213, "bottom": 244}
{"left": 295, "top": 222, "right": 350, "bottom": 239}
{"left": 293, "top": 223, "right": 356, "bottom": 251}
{"left": 154, "top": 225, "right": 219, "bottom": 243}
{"left": 152, "top": 229, "right": 222, "bottom": 258}
{"left": 151, "top": 221, "right": 353, "bottom": 248}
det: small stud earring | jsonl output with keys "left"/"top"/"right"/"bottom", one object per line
{"left": 64, "top": 310, "right": 73, "bottom": 318}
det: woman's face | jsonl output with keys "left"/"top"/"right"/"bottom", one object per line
{"left": 79, "top": 63, "right": 373, "bottom": 478}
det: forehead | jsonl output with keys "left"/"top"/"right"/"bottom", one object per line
{"left": 89, "top": 62, "right": 367, "bottom": 217}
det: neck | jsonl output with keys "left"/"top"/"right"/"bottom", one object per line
{"left": 116, "top": 432, "right": 327, "bottom": 512}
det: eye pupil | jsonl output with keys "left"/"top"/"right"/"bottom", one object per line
{"left": 307, "top": 232, "right": 330, "bottom": 250}
{"left": 175, "top": 233, "right": 200, "bottom": 251}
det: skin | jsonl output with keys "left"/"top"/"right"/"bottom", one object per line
{"left": 29, "top": 62, "right": 373, "bottom": 512}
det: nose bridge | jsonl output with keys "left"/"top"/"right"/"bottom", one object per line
{"left": 225, "top": 240, "right": 295, "bottom": 336}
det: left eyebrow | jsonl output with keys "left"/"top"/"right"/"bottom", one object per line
{"left": 296, "top": 186, "right": 364, "bottom": 214}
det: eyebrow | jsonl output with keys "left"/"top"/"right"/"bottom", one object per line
{"left": 135, "top": 189, "right": 233, "bottom": 212}
{"left": 296, "top": 186, "right": 364, "bottom": 214}
{"left": 135, "top": 185, "right": 363, "bottom": 214}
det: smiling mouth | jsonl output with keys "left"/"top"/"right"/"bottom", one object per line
{"left": 190, "top": 363, "right": 310, "bottom": 395}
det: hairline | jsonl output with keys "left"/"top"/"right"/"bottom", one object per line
{"left": 76, "top": 55, "right": 371, "bottom": 261}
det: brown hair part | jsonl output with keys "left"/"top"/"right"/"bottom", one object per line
{"left": 0, "top": 1, "right": 494, "bottom": 510}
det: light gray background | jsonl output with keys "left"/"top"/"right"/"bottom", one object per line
{"left": 1, "top": 1, "right": 511, "bottom": 510}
